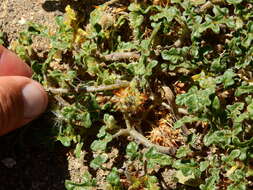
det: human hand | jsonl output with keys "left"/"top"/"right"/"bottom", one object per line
{"left": 0, "top": 45, "right": 48, "bottom": 135}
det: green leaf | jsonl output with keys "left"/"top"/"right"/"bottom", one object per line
{"left": 175, "top": 170, "right": 196, "bottom": 186}
{"left": 65, "top": 171, "right": 97, "bottom": 190}
{"left": 58, "top": 136, "right": 72, "bottom": 147}
{"left": 228, "top": 183, "right": 246, "bottom": 190}
{"left": 226, "top": 0, "right": 243, "bottom": 4}
{"left": 90, "top": 134, "right": 112, "bottom": 151}
{"left": 146, "top": 176, "right": 160, "bottom": 190}
{"left": 82, "top": 172, "right": 97, "bottom": 186}
{"left": 128, "top": 10, "right": 144, "bottom": 39}
{"left": 74, "top": 142, "right": 83, "bottom": 158}
{"left": 145, "top": 147, "right": 172, "bottom": 168}
{"left": 173, "top": 160, "right": 202, "bottom": 187}
{"left": 176, "top": 86, "right": 215, "bottom": 113}
{"left": 235, "top": 85, "right": 253, "bottom": 96}
{"left": 211, "top": 57, "right": 226, "bottom": 72}
{"left": 226, "top": 102, "right": 244, "bottom": 119}
{"left": 104, "top": 114, "right": 118, "bottom": 130}
{"left": 242, "top": 33, "right": 253, "bottom": 48}
{"left": 90, "top": 154, "right": 108, "bottom": 170}
{"left": 219, "top": 69, "right": 236, "bottom": 88}
{"left": 107, "top": 167, "right": 121, "bottom": 186}
{"left": 200, "top": 168, "right": 220, "bottom": 190}
{"left": 212, "top": 96, "right": 221, "bottom": 111}
{"left": 176, "top": 145, "right": 192, "bottom": 158}
{"left": 247, "top": 102, "right": 253, "bottom": 119}
{"left": 161, "top": 48, "right": 184, "bottom": 64}
{"left": 82, "top": 112, "right": 92, "bottom": 128}
{"left": 145, "top": 60, "right": 158, "bottom": 77}
{"left": 204, "top": 129, "right": 232, "bottom": 147}
{"left": 97, "top": 126, "right": 107, "bottom": 138}
{"left": 228, "top": 169, "right": 245, "bottom": 182}
{"left": 200, "top": 161, "right": 209, "bottom": 172}
{"left": 174, "top": 116, "right": 204, "bottom": 129}
{"left": 126, "top": 142, "right": 139, "bottom": 160}
{"left": 150, "top": 7, "right": 179, "bottom": 23}
{"left": 222, "top": 149, "right": 241, "bottom": 163}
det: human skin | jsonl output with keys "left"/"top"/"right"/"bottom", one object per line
{"left": 0, "top": 45, "right": 48, "bottom": 135}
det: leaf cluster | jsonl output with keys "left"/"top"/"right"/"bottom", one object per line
{"left": 11, "top": 0, "right": 253, "bottom": 189}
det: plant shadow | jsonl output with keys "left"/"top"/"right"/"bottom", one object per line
{"left": 42, "top": 0, "right": 108, "bottom": 21}
{"left": 42, "top": 0, "right": 67, "bottom": 12}
{"left": 0, "top": 115, "right": 70, "bottom": 190}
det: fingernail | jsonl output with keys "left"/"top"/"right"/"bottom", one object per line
{"left": 22, "top": 82, "right": 47, "bottom": 119}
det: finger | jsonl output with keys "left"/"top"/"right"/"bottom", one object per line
{"left": 0, "top": 45, "right": 32, "bottom": 77}
{"left": 0, "top": 76, "right": 48, "bottom": 136}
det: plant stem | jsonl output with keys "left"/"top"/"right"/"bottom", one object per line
{"left": 100, "top": 52, "right": 140, "bottom": 61}
{"left": 129, "top": 128, "right": 176, "bottom": 155}
{"left": 77, "top": 81, "right": 130, "bottom": 92}
{"left": 112, "top": 128, "right": 176, "bottom": 155}
{"left": 112, "top": 113, "right": 177, "bottom": 155}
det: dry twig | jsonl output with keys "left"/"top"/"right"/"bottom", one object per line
{"left": 77, "top": 81, "right": 130, "bottom": 92}
{"left": 99, "top": 52, "right": 140, "bottom": 61}
{"left": 112, "top": 114, "right": 177, "bottom": 155}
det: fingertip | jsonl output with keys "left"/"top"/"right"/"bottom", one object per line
{"left": 22, "top": 81, "right": 48, "bottom": 119}
{"left": 0, "top": 76, "right": 48, "bottom": 135}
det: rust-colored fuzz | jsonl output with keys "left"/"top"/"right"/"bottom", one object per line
{"left": 148, "top": 114, "right": 184, "bottom": 148}
{"left": 112, "top": 87, "right": 148, "bottom": 114}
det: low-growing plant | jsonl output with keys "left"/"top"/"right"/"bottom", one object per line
{"left": 7, "top": 0, "right": 253, "bottom": 189}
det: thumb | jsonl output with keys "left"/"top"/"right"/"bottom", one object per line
{"left": 0, "top": 76, "right": 48, "bottom": 135}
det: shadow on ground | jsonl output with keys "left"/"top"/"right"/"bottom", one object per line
{"left": 42, "top": 0, "right": 67, "bottom": 12}
{"left": 0, "top": 116, "right": 69, "bottom": 190}
{"left": 42, "top": 0, "right": 108, "bottom": 23}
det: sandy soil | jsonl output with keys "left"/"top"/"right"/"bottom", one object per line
{"left": 0, "top": 0, "right": 64, "bottom": 45}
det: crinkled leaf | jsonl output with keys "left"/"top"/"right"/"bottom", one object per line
{"left": 203, "top": 129, "right": 232, "bottom": 147}
{"left": 227, "top": 183, "right": 247, "bottom": 190}
{"left": 150, "top": 7, "right": 179, "bottom": 23}
{"left": 161, "top": 48, "right": 184, "bottom": 64}
{"left": 222, "top": 149, "right": 241, "bottom": 163}
{"left": 200, "top": 161, "right": 209, "bottom": 172}
{"left": 235, "top": 85, "right": 253, "bottom": 96}
{"left": 176, "top": 145, "right": 192, "bottom": 158}
{"left": 226, "top": 0, "right": 243, "bottom": 4}
{"left": 65, "top": 171, "right": 97, "bottom": 190}
{"left": 74, "top": 142, "right": 83, "bottom": 158}
{"left": 226, "top": 102, "right": 245, "bottom": 119}
{"left": 90, "top": 154, "right": 108, "bottom": 170}
{"left": 58, "top": 136, "right": 72, "bottom": 147}
{"left": 107, "top": 167, "right": 120, "bottom": 186}
{"left": 218, "top": 69, "right": 236, "bottom": 88}
{"left": 90, "top": 134, "right": 112, "bottom": 151}
{"left": 200, "top": 168, "right": 220, "bottom": 190}
{"left": 173, "top": 160, "right": 201, "bottom": 180}
{"left": 81, "top": 112, "right": 92, "bottom": 128}
{"left": 126, "top": 142, "right": 139, "bottom": 160}
{"left": 145, "top": 147, "right": 172, "bottom": 168}
{"left": 176, "top": 86, "right": 215, "bottom": 113}
{"left": 103, "top": 114, "right": 118, "bottom": 130}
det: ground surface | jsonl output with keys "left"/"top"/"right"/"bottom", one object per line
{"left": 0, "top": 1, "right": 83, "bottom": 189}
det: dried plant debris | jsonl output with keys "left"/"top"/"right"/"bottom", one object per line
{"left": 7, "top": 0, "right": 253, "bottom": 189}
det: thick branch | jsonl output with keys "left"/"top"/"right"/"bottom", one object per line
{"left": 77, "top": 81, "right": 130, "bottom": 93}
{"left": 101, "top": 52, "right": 140, "bottom": 61}
{"left": 112, "top": 128, "right": 176, "bottom": 156}
{"left": 112, "top": 114, "right": 177, "bottom": 155}
{"left": 129, "top": 129, "right": 176, "bottom": 155}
